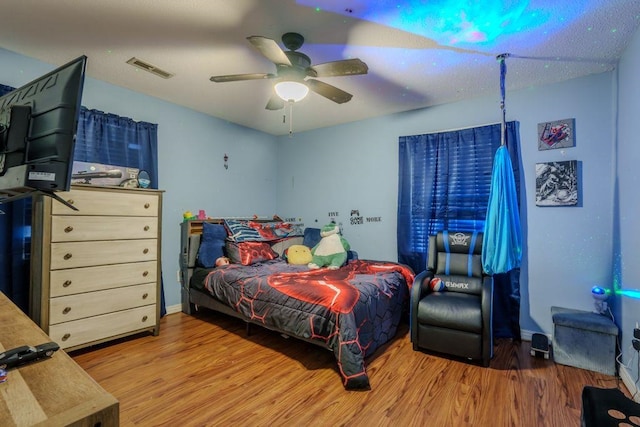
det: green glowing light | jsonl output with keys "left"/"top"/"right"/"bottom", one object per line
{"left": 616, "top": 289, "right": 640, "bottom": 299}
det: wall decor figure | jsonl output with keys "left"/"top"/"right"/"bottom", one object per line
{"left": 537, "top": 118, "right": 575, "bottom": 150}
{"left": 535, "top": 160, "right": 578, "bottom": 206}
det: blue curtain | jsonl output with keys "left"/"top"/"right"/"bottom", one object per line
{"left": 398, "top": 122, "right": 521, "bottom": 339}
{"left": 0, "top": 83, "right": 32, "bottom": 312}
{"left": 1, "top": 91, "right": 165, "bottom": 315}
{"left": 0, "top": 198, "right": 31, "bottom": 312}
{"left": 74, "top": 108, "right": 165, "bottom": 316}
{"left": 74, "top": 108, "right": 159, "bottom": 189}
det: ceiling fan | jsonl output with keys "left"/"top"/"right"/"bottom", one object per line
{"left": 209, "top": 32, "right": 368, "bottom": 110}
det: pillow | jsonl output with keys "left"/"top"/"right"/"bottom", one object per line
{"left": 303, "top": 227, "right": 322, "bottom": 248}
{"left": 224, "top": 219, "right": 262, "bottom": 242}
{"left": 270, "top": 236, "right": 304, "bottom": 257}
{"left": 225, "top": 240, "right": 278, "bottom": 265}
{"left": 196, "top": 222, "right": 228, "bottom": 268}
{"left": 224, "top": 219, "right": 304, "bottom": 242}
{"left": 251, "top": 221, "right": 303, "bottom": 241}
{"left": 285, "top": 244, "right": 312, "bottom": 265}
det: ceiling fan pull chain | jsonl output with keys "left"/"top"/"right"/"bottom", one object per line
{"left": 288, "top": 101, "right": 294, "bottom": 137}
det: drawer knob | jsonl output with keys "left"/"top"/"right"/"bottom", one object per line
{"left": 67, "top": 199, "right": 75, "bottom": 206}
{"left": 142, "top": 315, "right": 148, "bottom": 322}
{"left": 63, "top": 280, "right": 72, "bottom": 287}
{"left": 144, "top": 203, "right": 150, "bottom": 209}
{"left": 62, "top": 333, "right": 71, "bottom": 341}
{"left": 144, "top": 225, "right": 150, "bottom": 231}
{"left": 142, "top": 293, "right": 149, "bottom": 299}
{"left": 64, "top": 253, "right": 73, "bottom": 260}
{"left": 63, "top": 307, "right": 71, "bottom": 314}
{"left": 143, "top": 248, "right": 149, "bottom": 254}
{"left": 142, "top": 271, "right": 149, "bottom": 277}
{"left": 64, "top": 226, "right": 74, "bottom": 233}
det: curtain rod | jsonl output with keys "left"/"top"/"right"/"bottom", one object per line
{"left": 429, "top": 121, "right": 503, "bottom": 134}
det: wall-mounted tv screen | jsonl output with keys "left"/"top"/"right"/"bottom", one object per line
{"left": 0, "top": 55, "right": 87, "bottom": 203}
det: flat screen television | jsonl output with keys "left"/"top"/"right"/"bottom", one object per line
{"left": 0, "top": 55, "right": 87, "bottom": 206}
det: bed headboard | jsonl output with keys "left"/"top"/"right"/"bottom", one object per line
{"left": 179, "top": 218, "right": 286, "bottom": 295}
{"left": 179, "top": 218, "right": 357, "bottom": 313}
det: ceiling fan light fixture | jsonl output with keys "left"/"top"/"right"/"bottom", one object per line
{"left": 274, "top": 81, "right": 309, "bottom": 102}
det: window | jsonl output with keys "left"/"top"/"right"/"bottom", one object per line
{"left": 397, "top": 122, "right": 520, "bottom": 274}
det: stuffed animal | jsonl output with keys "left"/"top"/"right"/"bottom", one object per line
{"left": 215, "top": 256, "right": 230, "bottom": 267}
{"left": 285, "top": 245, "right": 313, "bottom": 265}
{"left": 308, "top": 223, "right": 350, "bottom": 270}
{"left": 183, "top": 211, "right": 197, "bottom": 222}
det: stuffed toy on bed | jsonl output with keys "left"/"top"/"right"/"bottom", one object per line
{"left": 285, "top": 244, "right": 313, "bottom": 265}
{"left": 308, "top": 223, "right": 350, "bottom": 270}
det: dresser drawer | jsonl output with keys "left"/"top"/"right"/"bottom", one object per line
{"left": 52, "top": 188, "right": 160, "bottom": 216}
{"left": 50, "top": 261, "right": 157, "bottom": 297}
{"left": 31, "top": 185, "right": 163, "bottom": 351}
{"left": 49, "top": 305, "right": 157, "bottom": 350}
{"left": 50, "top": 239, "right": 157, "bottom": 269}
{"left": 49, "top": 282, "right": 157, "bottom": 324}
{"left": 51, "top": 215, "right": 158, "bottom": 242}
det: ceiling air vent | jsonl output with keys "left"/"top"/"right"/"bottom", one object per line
{"left": 126, "top": 57, "right": 174, "bottom": 79}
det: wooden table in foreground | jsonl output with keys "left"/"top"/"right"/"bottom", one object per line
{"left": 0, "top": 292, "right": 119, "bottom": 427}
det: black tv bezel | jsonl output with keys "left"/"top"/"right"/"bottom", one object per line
{"left": 0, "top": 55, "right": 87, "bottom": 201}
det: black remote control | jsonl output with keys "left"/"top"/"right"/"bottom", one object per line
{"left": 0, "top": 342, "right": 60, "bottom": 370}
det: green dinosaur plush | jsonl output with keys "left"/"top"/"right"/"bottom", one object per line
{"left": 308, "top": 223, "right": 350, "bottom": 270}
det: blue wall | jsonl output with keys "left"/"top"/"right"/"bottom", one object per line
{"left": 1, "top": 35, "right": 638, "bottom": 387}
{"left": 617, "top": 25, "right": 640, "bottom": 389}
{"left": 0, "top": 47, "right": 279, "bottom": 314}
{"left": 276, "top": 70, "right": 615, "bottom": 339}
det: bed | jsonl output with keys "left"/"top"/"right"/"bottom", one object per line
{"left": 179, "top": 218, "right": 414, "bottom": 390}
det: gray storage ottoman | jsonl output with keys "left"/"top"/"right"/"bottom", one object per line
{"left": 551, "top": 306, "right": 618, "bottom": 375}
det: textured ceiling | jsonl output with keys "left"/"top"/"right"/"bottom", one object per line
{"left": 1, "top": 0, "right": 639, "bottom": 135}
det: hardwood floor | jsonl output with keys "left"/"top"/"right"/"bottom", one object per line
{"left": 72, "top": 309, "right": 626, "bottom": 426}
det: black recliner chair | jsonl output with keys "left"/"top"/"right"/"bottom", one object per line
{"left": 410, "top": 230, "right": 493, "bottom": 366}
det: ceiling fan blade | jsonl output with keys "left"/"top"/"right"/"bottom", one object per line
{"left": 306, "top": 79, "right": 353, "bottom": 104}
{"left": 265, "top": 93, "right": 285, "bottom": 110}
{"left": 209, "top": 73, "right": 276, "bottom": 83}
{"left": 308, "top": 59, "right": 368, "bottom": 78}
{"left": 247, "top": 36, "right": 292, "bottom": 67}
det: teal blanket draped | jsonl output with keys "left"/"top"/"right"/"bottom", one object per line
{"left": 482, "top": 145, "right": 522, "bottom": 274}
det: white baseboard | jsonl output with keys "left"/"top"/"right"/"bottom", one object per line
{"left": 620, "top": 364, "right": 640, "bottom": 402}
{"left": 165, "top": 303, "right": 182, "bottom": 315}
{"left": 520, "top": 329, "right": 551, "bottom": 342}
{"left": 521, "top": 329, "right": 533, "bottom": 341}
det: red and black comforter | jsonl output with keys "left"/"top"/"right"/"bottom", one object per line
{"left": 202, "top": 258, "right": 414, "bottom": 390}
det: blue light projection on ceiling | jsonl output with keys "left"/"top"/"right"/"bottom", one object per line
{"left": 298, "top": 0, "right": 590, "bottom": 52}
{"left": 358, "top": 0, "right": 539, "bottom": 46}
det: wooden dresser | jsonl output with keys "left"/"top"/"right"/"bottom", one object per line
{"left": 0, "top": 291, "right": 119, "bottom": 426}
{"left": 30, "top": 185, "right": 162, "bottom": 351}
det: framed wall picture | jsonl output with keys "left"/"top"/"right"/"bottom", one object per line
{"left": 535, "top": 160, "right": 579, "bottom": 206}
{"left": 537, "top": 118, "right": 575, "bottom": 150}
